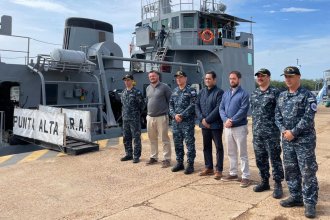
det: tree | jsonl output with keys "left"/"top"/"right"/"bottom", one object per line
{"left": 269, "top": 79, "right": 323, "bottom": 91}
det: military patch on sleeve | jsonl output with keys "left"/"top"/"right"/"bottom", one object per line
{"left": 311, "top": 102, "right": 317, "bottom": 112}
{"left": 191, "top": 90, "right": 196, "bottom": 96}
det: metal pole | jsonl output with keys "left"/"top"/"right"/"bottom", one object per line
{"left": 90, "top": 74, "right": 104, "bottom": 134}
{"left": 27, "top": 65, "right": 46, "bottom": 105}
{"left": 97, "top": 53, "right": 117, "bottom": 127}
{"left": 250, "top": 16, "right": 253, "bottom": 34}
{"left": 27, "top": 37, "right": 30, "bottom": 65}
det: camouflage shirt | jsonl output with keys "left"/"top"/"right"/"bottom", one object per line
{"left": 169, "top": 85, "right": 197, "bottom": 122}
{"left": 275, "top": 87, "right": 317, "bottom": 137}
{"left": 250, "top": 86, "right": 280, "bottom": 135}
{"left": 121, "top": 87, "right": 145, "bottom": 121}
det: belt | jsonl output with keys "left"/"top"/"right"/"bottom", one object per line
{"left": 148, "top": 113, "right": 167, "bottom": 117}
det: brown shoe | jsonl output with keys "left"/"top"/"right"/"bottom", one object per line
{"left": 161, "top": 160, "right": 171, "bottom": 168}
{"left": 221, "top": 175, "right": 239, "bottom": 182}
{"left": 214, "top": 171, "right": 222, "bottom": 180}
{"left": 199, "top": 168, "right": 214, "bottom": 176}
{"left": 240, "top": 178, "right": 250, "bottom": 188}
{"left": 146, "top": 158, "right": 158, "bottom": 165}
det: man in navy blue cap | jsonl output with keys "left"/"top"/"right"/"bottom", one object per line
{"left": 120, "top": 74, "right": 145, "bottom": 163}
{"left": 275, "top": 66, "right": 319, "bottom": 218}
{"left": 250, "top": 68, "right": 284, "bottom": 198}
{"left": 169, "top": 70, "right": 197, "bottom": 174}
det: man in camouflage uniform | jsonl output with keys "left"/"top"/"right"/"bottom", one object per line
{"left": 169, "top": 70, "right": 197, "bottom": 175}
{"left": 250, "top": 68, "right": 284, "bottom": 198}
{"left": 120, "top": 74, "right": 145, "bottom": 163}
{"left": 275, "top": 66, "right": 318, "bottom": 218}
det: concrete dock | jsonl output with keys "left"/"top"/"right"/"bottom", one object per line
{"left": 0, "top": 106, "right": 329, "bottom": 219}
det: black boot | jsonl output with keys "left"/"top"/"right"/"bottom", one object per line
{"left": 253, "top": 179, "right": 270, "bottom": 192}
{"left": 171, "top": 163, "right": 184, "bottom": 172}
{"left": 120, "top": 155, "right": 133, "bottom": 161}
{"left": 184, "top": 163, "right": 194, "bottom": 175}
{"left": 280, "top": 197, "right": 304, "bottom": 208}
{"left": 305, "top": 204, "right": 316, "bottom": 218}
{"left": 273, "top": 181, "right": 283, "bottom": 199}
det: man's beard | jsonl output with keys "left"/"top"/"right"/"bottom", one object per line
{"left": 231, "top": 83, "right": 239, "bottom": 88}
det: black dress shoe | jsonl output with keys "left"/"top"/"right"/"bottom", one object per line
{"left": 146, "top": 158, "right": 158, "bottom": 165}
{"left": 305, "top": 204, "right": 316, "bottom": 218}
{"left": 120, "top": 155, "right": 133, "bottom": 161}
{"left": 280, "top": 197, "right": 304, "bottom": 207}
{"left": 171, "top": 163, "right": 184, "bottom": 172}
{"left": 133, "top": 158, "right": 140, "bottom": 163}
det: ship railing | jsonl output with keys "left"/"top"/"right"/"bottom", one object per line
{"left": 168, "top": 28, "right": 238, "bottom": 47}
{"left": 36, "top": 54, "right": 96, "bottom": 73}
{"left": 141, "top": 0, "right": 194, "bottom": 20}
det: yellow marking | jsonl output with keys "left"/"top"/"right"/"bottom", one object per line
{"left": 0, "top": 155, "right": 13, "bottom": 164}
{"left": 118, "top": 137, "right": 123, "bottom": 144}
{"left": 57, "top": 152, "right": 66, "bottom": 157}
{"left": 18, "top": 149, "right": 49, "bottom": 164}
{"left": 97, "top": 139, "right": 109, "bottom": 149}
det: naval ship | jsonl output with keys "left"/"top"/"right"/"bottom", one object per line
{"left": 0, "top": 0, "right": 255, "bottom": 154}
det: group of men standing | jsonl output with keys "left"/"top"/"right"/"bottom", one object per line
{"left": 120, "top": 66, "right": 318, "bottom": 218}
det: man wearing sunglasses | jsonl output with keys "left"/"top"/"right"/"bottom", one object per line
{"left": 250, "top": 68, "right": 284, "bottom": 198}
{"left": 275, "top": 66, "right": 318, "bottom": 218}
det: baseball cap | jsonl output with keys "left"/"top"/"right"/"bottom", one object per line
{"left": 281, "top": 66, "right": 301, "bottom": 76}
{"left": 174, "top": 70, "right": 187, "bottom": 77}
{"left": 122, "top": 74, "right": 134, "bottom": 80}
{"left": 255, "top": 68, "right": 271, "bottom": 76}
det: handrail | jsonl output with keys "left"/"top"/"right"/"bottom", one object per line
{"left": 27, "top": 65, "right": 46, "bottom": 105}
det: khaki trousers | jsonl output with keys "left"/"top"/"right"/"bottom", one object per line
{"left": 224, "top": 125, "right": 250, "bottom": 179}
{"left": 147, "top": 115, "right": 171, "bottom": 161}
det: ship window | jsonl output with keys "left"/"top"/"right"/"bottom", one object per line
{"left": 99, "top": 31, "right": 106, "bottom": 42}
{"left": 199, "top": 17, "right": 206, "bottom": 28}
{"left": 248, "top": 53, "right": 253, "bottom": 66}
{"left": 161, "top": 19, "right": 169, "bottom": 28}
{"left": 183, "top": 15, "right": 194, "bottom": 28}
{"left": 152, "top": 21, "right": 158, "bottom": 31}
{"left": 171, "top": 16, "right": 179, "bottom": 29}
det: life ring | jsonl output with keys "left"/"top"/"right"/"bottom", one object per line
{"left": 200, "top": 29, "right": 214, "bottom": 43}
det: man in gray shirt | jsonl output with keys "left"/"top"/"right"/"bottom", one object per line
{"left": 146, "top": 70, "right": 172, "bottom": 168}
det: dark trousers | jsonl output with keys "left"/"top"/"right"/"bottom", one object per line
{"left": 202, "top": 128, "right": 224, "bottom": 171}
{"left": 123, "top": 119, "right": 142, "bottom": 159}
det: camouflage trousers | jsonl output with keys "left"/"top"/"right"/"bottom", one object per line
{"left": 282, "top": 137, "right": 318, "bottom": 205}
{"left": 253, "top": 135, "right": 284, "bottom": 182}
{"left": 122, "top": 119, "right": 142, "bottom": 159}
{"left": 172, "top": 121, "right": 196, "bottom": 165}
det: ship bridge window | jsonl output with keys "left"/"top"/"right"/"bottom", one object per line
{"left": 161, "top": 19, "right": 169, "bottom": 29}
{"left": 183, "top": 14, "right": 194, "bottom": 28}
{"left": 152, "top": 21, "right": 158, "bottom": 31}
{"left": 171, "top": 16, "right": 179, "bottom": 29}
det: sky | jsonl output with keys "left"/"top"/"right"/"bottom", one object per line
{"left": 0, "top": 0, "right": 330, "bottom": 80}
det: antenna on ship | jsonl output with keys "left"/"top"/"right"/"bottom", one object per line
{"left": 296, "top": 58, "right": 301, "bottom": 69}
